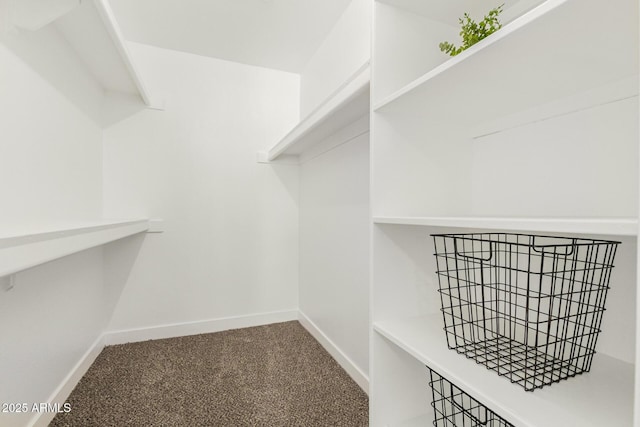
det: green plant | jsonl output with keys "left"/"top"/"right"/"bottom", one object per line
{"left": 439, "top": 4, "right": 504, "bottom": 56}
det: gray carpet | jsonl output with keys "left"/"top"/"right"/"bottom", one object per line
{"left": 50, "top": 321, "right": 368, "bottom": 426}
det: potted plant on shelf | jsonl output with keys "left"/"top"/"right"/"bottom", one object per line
{"left": 439, "top": 4, "right": 504, "bottom": 56}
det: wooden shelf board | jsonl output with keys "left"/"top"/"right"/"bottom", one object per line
{"left": 373, "top": 216, "right": 638, "bottom": 236}
{"left": 266, "top": 62, "right": 370, "bottom": 161}
{"left": 0, "top": 219, "right": 149, "bottom": 277}
{"left": 374, "top": 315, "right": 634, "bottom": 427}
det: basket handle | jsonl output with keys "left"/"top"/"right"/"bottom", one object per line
{"left": 452, "top": 236, "right": 576, "bottom": 259}
{"left": 530, "top": 236, "right": 576, "bottom": 256}
{"left": 453, "top": 239, "right": 493, "bottom": 262}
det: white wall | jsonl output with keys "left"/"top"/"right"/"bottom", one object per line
{"left": 0, "top": 27, "right": 104, "bottom": 226}
{"left": 103, "top": 43, "right": 300, "bottom": 332}
{"left": 0, "top": 249, "right": 107, "bottom": 427}
{"left": 299, "top": 130, "right": 370, "bottom": 383}
{"left": 0, "top": 26, "right": 110, "bottom": 427}
{"left": 299, "top": 0, "right": 371, "bottom": 117}
{"left": 373, "top": 2, "right": 457, "bottom": 102}
{"left": 470, "top": 96, "right": 638, "bottom": 217}
{"left": 295, "top": 0, "right": 372, "bottom": 386}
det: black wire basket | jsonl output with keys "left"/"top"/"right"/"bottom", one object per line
{"left": 431, "top": 233, "right": 620, "bottom": 391}
{"left": 428, "top": 367, "right": 514, "bottom": 427}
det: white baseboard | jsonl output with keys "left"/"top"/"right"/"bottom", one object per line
{"left": 298, "top": 311, "right": 369, "bottom": 394}
{"left": 29, "top": 335, "right": 105, "bottom": 427}
{"left": 103, "top": 309, "right": 299, "bottom": 345}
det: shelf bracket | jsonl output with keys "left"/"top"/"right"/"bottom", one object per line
{"left": 256, "top": 151, "right": 299, "bottom": 165}
{"left": 0, "top": 275, "right": 16, "bottom": 292}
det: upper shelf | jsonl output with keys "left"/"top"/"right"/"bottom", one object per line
{"left": 0, "top": 219, "right": 149, "bottom": 277}
{"left": 374, "top": 315, "right": 634, "bottom": 427}
{"left": 373, "top": 0, "right": 638, "bottom": 128}
{"left": 53, "top": 0, "right": 153, "bottom": 106}
{"left": 264, "top": 62, "right": 370, "bottom": 162}
{"left": 373, "top": 216, "right": 639, "bottom": 236}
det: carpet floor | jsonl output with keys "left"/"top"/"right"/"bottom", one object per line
{"left": 50, "top": 321, "right": 368, "bottom": 426}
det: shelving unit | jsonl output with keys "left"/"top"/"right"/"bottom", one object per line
{"left": 262, "top": 62, "right": 370, "bottom": 162}
{"left": 53, "top": 0, "right": 153, "bottom": 106}
{"left": 370, "top": 0, "right": 639, "bottom": 424}
{"left": 372, "top": 1, "right": 638, "bottom": 219}
{"left": 0, "top": 219, "right": 149, "bottom": 277}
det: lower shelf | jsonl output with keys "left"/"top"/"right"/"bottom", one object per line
{"left": 373, "top": 314, "right": 634, "bottom": 427}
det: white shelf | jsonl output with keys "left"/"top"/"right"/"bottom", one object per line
{"left": 373, "top": 216, "right": 638, "bottom": 236}
{"left": 374, "top": 315, "right": 634, "bottom": 427}
{"left": 264, "top": 62, "right": 370, "bottom": 162}
{"left": 0, "top": 219, "right": 149, "bottom": 277}
{"left": 53, "top": 0, "right": 153, "bottom": 106}
{"left": 373, "top": 0, "right": 638, "bottom": 128}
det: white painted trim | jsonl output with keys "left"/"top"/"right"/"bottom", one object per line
{"left": 29, "top": 335, "right": 105, "bottom": 427}
{"left": 298, "top": 311, "right": 369, "bottom": 394}
{"left": 104, "top": 309, "right": 299, "bottom": 345}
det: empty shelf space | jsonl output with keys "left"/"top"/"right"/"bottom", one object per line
{"left": 373, "top": 315, "right": 634, "bottom": 427}
{"left": 373, "top": 216, "right": 638, "bottom": 236}
{"left": 264, "top": 62, "right": 370, "bottom": 162}
{"left": 0, "top": 219, "right": 149, "bottom": 277}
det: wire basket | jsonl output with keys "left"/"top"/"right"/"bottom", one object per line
{"left": 428, "top": 367, "right": 514, "bottom": 427}
{"left": 431, "top": 233, "right": 619, "bottom": 391}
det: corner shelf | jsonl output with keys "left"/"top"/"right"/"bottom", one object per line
{"left": 0, "top": 219, "right": 149, "bottom": 277}
{"left": 54, "top": 0, "right": 153, "bottom": 106}
{"left": 374, "top": 315, "right": 634, "bottom": 427}
{"left": 263, "top": 62, "right": 370, "bottom": 162}
{"left": 373, "top": 216, "right": 638, "bottom": 236}
{"left": 373, "top": 0, "right": 637, "bottom": 128}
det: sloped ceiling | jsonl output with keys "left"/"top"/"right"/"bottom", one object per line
{"left": 109, "top": 0, "right": 352, "bottom": 73}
